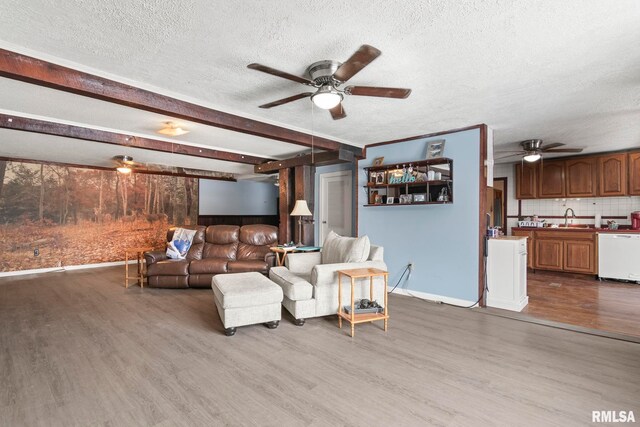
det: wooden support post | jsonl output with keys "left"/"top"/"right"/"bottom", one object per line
{"left": 294, "top": 165, "right": 315, "bottom": 246}
{"left": 278, "top": 168, "right": 294, "bottom": 244}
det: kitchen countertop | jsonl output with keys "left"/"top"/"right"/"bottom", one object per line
{"left": 512, "top": 226, "right": 640, "bottom": 234}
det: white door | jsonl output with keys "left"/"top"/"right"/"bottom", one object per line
{"left": 319, "top": 170, "right": 352, "bottom": 246}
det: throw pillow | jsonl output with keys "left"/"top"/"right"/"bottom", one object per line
{"left": 322, "top": 231, "right": 370, "bottom": 264}
{"left": 166, "top": 227, "right": 196, "bottom": 259}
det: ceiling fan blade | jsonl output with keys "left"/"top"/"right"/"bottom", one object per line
{"left": 345, "top": 86, "right": 411, "bottom": 98}
{"left": 247, "top": 63, "right": 314, "bottom": 85}
{"left": 333, "top": 44, "right": 382, "bottom": 82}
{"left": 495, "top": 152, "right": 526, "bottom": 160}
{"left": 544, "top": 148, "right": 584, "bottom": 153}
{"left": 540, "top": 142, "right": 565, "bottom": 151}
{"left": 258, "top": 92, "right": 313, "bottom": 109}
{"left": 329, "top": 103, "right": 347, "bottom": 120}
{"left": 495, "top": 150, "right": 528, "bottom": 154}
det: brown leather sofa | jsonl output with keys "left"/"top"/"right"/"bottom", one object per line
{"left": 144, "top": 224, "right": 278, "bottom": 288}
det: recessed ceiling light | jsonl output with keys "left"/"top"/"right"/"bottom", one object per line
{"left": 158, "top": 121, "right": 190, "bottom": 136}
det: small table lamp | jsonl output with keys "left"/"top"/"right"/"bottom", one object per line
{"left": 290, "top": 200, "right": 312, "bottom": 246}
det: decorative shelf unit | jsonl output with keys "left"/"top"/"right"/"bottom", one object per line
{"left": 363, "top": 158, "right": 453, "bottom": 207}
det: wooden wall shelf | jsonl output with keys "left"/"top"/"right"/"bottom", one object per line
{"left": 364, "top": 158, "right": 453, "bottom": 207}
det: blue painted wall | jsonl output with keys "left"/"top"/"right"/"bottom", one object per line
{"left": 358, "top": 129, "right": 481, "bottom": 302}
{"left": 314, "top": 163, "right": 356, "bottom": 244}
{"left": 199, "top": 179, "right": 278, "bottom": 215}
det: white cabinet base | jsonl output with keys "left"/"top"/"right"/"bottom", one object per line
{"left": 487, "top": 237, "right": 529, "bottom": 312}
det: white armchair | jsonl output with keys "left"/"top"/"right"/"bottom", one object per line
{"left": 269, "top": 238, "right": 387, "bottom": 325}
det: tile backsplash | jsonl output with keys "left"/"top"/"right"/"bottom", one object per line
{"left": 521, "top": 196, "right": 640, "bottom": 225}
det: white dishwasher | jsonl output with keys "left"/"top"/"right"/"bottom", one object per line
{"left": 597, "top": 233, "right": 640, "bottom": 283}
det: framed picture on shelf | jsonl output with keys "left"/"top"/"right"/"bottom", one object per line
{"left": 369, "top": 172, "right": 377, "bottom": 183}
{"left": 386, "top": 197, "right": 395, "bottom": 204}
{"left": 375, "top": 172, "right": 385, "bottom": 184}
{"left": 413, "top": 193, "right": 426, "bottom": 203}
{"left": 399, "top": 194, "right": 413, "bottom": 204}
{"left": 373, "top": 157, "right": 385, "bottom": 166}
{"left": 425, "top": 139, "right": 446, "bottom": 159}
{"left": 375, "top": 194, "right": 383, "bottom": 204}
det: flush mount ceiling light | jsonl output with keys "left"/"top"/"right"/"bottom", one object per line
{"left": 311, "top": 86, "right": 343, "bottom": 110}
{"left": 157, "top": 121, "right": 190, "bottom": 136}
{"left": 115, "top": 155, "right": 133, "bottom": 173}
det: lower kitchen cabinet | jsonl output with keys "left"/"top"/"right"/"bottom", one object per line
{"left": 564, "top": 240, "right": 596, "bottom": 274}
{"left": 513, "top": 228, "right": 598, "bottom": 275}
{"left": 534, "top": 239, "right": 563, "bottom": 271}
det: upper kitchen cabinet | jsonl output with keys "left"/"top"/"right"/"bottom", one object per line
{"left": 515, "top": 162, "right": 537, "bottom": 199}
{"left": 598, "top": 153, "right": 627, "bottom": 196}
{"left": 566, "top": 157, "right": 597, "bottom": 197}
{"left": 629, "top": 152, "right": 640, "bottom": 195}
{"left": 538, "top": 160, "right": 565, "bottom": 198}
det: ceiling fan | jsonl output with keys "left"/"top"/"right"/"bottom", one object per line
{"left": 495, "top": 139, "right": 584, "bottom": 162}
{"left": 111, "top": 155, "right": 234, "bottom": 179}
{"left": 247, "top": 44, "right": 411, "bottom": 120}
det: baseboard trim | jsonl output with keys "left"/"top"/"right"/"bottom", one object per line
{"left": 388, "top": 287, "right": 476, "bottom": 307}
{"left": 0, "top": 260, "right": 136, "bottom": 278}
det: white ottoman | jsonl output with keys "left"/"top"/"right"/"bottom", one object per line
{"left": 212, "top": 272, "right": 283, "bottom": 336}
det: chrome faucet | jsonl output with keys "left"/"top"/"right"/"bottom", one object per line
{"left": 564, "top": 208, "right": 576, "bottom": 227}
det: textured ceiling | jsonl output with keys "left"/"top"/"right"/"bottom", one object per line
{"left": 0, "top": 0, "right": 639, "bottom": 172}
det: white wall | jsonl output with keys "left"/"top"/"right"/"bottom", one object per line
{"left": 199, "top": 179, "right": 278, "bottom": 215}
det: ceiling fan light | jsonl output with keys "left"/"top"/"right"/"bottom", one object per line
{"left": 523, "top": 153, "right": 541, "bottom": 162}
{"left": 311, "top": 87, "right": 343, "bottom": 109}
{"left": 116, "top": 166, "right": 132, "bottom": 174}
{"left": 158, "top": 122, "right": 190, "bottom": 136}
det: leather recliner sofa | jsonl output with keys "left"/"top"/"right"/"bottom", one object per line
{"left": 144, "top": 224, "right": 278, "bottom": 288}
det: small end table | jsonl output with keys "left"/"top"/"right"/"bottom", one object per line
{"left": 125, "top": 247, "right": 153, "bottom": 288}
{"left": 337, "top": 268, "right": 389, "bottom": 337}
{"left": 270, "top": 246, "right": 321, "bottom": 267}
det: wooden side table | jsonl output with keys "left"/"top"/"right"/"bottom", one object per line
{"left": 337, "top": 268, "right": 389, "bottom": 337}
{"left": 270, "top": 246, "right": 298, "bottom": 267}
{"left": 269, "top": 246, "right": 321, "bottom": 267}
{"left": 125, "top": 247, "right": 153, "bottom": 288}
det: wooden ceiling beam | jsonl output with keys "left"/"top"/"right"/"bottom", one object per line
{"left": 254, "top": 149, "right": 355, "bottom": 174}
{"left": 0, "top": 48, "right": 363, "bottom": 157}
{"left": 0, "top": 113, "right": 268, "bottom": 165}
{"left": 0, "top": 156, "right": 236, "bottom": 182}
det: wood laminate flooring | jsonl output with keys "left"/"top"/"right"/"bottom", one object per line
{"left": 1, "top": 266, "right": 639, "bottom": 426}
{"left": 518, "top": 271, "right": 640, "bottom": 338}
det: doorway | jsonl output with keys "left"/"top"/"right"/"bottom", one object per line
{"left": 488, "top": 177, "right": 507, "bottom": 231}
{"left": 318, "top": 170, "right": 352, "bottom": 246}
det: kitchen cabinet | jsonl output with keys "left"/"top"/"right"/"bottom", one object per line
{"left": 515, "top": 149, "right": 640, "bottom": 199}
{"left": 534, "top": 239, "right": 563, "bottom": 271}
{"left": 513, "top": 228, "right": 599, "bottom": 275}
{"left": 515, "top": 162, "right": 537, "bottom": 199}
{"left": 566, "top": 157, "right": 597, "bottom": 197}
{"left": 564, "top": 240, "right": 596, "bottom": 274}
{"left": 512, "top": 230, "right": 534, "bottom": 268}
{"left": 598, "top": 153, "right": 627, "bottom": 196}
{"left": 538, "top": 160, "right": 565, "bottom": 198}
{"left": 629, "top": 152, "right": 640, "bottom": 196}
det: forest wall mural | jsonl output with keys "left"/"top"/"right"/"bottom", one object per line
{"left": 0, "top": 160, "right": 198, "bottom": 272}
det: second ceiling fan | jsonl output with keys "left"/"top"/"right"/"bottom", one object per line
{"left": 247, "top": 44, "right": 411, "bottom": 120}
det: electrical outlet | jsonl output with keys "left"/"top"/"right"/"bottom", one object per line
{"left": 34, "top": 248, "right": 39, "bottom": 257}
